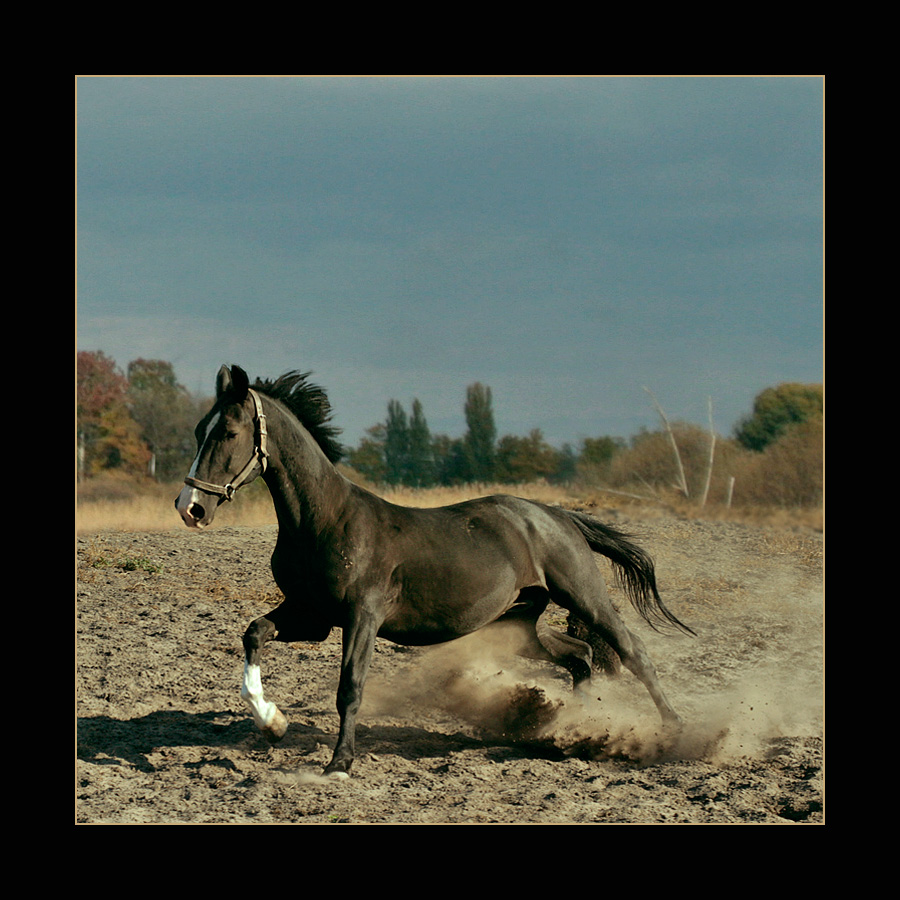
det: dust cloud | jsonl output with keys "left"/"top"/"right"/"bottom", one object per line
{"left": 362, "top": 594, "right": 823, "bottom": 768}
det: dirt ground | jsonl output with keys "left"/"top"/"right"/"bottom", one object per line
{"left": 76, "top": 505, "right": 824, "bottom": 824}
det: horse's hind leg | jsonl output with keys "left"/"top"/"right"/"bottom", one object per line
{"left": 500, "top": 590, "right": 593, "bottom": 689}
{"left": 550, "top": 572, "right": 681, "bottom": 727}
{"left": 567, "top": 613, "right": 622, "bottom": 677}
{"left": 534, "top": 616, "right": 593, "bottom": 689}
{"left": 241, "top": 614, "right": 288, "bottom": 743}
{"left": 611, "top": 626, "right": 681, "bottom": 726}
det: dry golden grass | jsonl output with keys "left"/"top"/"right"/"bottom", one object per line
{"left": 76, "top": 477, "right": 277, "bottom": 534}
{"left": 76, "top": 472, "right": 822, "bottom": 535}
{"left": 75, "top": 494, "right": 276, "bottom": 533}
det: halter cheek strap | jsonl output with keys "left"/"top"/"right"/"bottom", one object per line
{"left": 184, "top": 389, "right": 268, "bottom": 501}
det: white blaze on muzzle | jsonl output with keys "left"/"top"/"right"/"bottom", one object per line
{"left": 176, "top": 484, "right": 212, "bottom": 527}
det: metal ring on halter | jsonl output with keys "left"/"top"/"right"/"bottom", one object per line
{"left": 184, "top": 389, "right": 268, "bottom": 502}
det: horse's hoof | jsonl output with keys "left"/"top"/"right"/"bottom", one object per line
{"left": 663, "top": 714, "right": 684, "bottom": 733}
{"left": 262, "top": 708, "right": 288, "bottom": 743}
{"left": 324, "top": 758, "right": 352, "bottom": 779}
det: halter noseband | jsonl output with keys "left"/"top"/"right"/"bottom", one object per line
{"left": 184, "top": 389, "right": 269, "bottom": 502}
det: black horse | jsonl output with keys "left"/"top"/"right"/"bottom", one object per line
{"left": 176, "top": 365, "right": 692, "bottom": 778}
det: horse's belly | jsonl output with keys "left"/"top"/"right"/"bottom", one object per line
{"left": 378, "top": 565, "right": 521, "bottom": 646}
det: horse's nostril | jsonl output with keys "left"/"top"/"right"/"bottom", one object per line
{"left": 189, "top": 503, "right": 206, "bottom": 521}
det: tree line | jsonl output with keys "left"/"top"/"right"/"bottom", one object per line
{"left": 76, "top": 350, "right": 822, "bottom": 507}
{"left": 345, "top": 381, "right": 824, "bottom": 492}
{"left": 345, "top": 383, "right": 591, "bottom": 487}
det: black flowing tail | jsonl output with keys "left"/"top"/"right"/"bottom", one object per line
{"left": 563, "top": 510, "right": 695, "bottom": 636}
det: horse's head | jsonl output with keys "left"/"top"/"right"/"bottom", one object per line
{"left": 175, "top": 365, "right": 268, "bottom": 529}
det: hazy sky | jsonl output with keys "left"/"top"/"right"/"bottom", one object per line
{"left": 76, "top": 75, "right": 823, "bottom": 449}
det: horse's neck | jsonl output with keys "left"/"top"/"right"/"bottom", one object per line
{"left": 263, "top": 401, "right": 349, "bottom": 536}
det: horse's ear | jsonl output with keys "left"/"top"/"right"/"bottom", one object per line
{"left": 215, "top": 365, "right": 249, "bottom": 401}
{"left": 216, "top": 365, "right": 233, "bottom": 399}
{"left": 230, "top": 365, "right": 250, "bottom": 401}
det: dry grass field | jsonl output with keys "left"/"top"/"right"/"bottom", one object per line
{"left": 76, "top": 471, "right": 823, "bottom": 535}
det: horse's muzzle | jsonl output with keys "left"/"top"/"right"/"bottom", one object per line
{"left": 175, "top": 485, "right": 214, "bottom": 529}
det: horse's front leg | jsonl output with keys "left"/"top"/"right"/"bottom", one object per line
{"left": 241, "top": 614, "right": 288, "bottom": 742}
{"left": 324, "top": 608, "right": 380, "bottom": 779}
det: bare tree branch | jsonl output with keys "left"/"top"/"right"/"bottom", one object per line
{"left": 700, "top": 397, "right": 716, "bottom": 507}
{"left": 643, "top": 387, "right": 689, "bottom": 498}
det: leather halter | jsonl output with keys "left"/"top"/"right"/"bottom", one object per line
{"left": 184, "top": 389, "right": 268, "bottom": 502}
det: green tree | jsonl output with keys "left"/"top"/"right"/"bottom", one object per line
{"left": 431, "top": 434, "right": 466, "bottom": 485}
{"left": 576, "top": 435, "right": 625, "bottom": 484}
{"left": 407, "top": 399, "right": 435, "bottom": 487}
{"left": 127, "top": 358, "right": 196, "bottom": 480}
{"left": 384, "top": 400, "right": 411, "bottom": 485}
{"left": 735, "top": 383, "right": 823, "bottom": 452}
{"left": 77, "top": 350, "right": 150, "bottom": 478}
{"left": 345, "top": 425, "right": 387, "bottom": 483}
{"left": 463, "top": 382, "right": 496, "bottom": 482}
{"left": 496, "top": 429, "right": 560, "bottom": 483}
{"left": 555, "top": 443, "right": 578, "bottom": 483}
{"left": 580, "top": 436, "right": 623, "bottom": 468}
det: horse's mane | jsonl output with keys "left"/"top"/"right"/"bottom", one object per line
{"left": 252, "top": 371, "right": 344, "bottom": 463}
